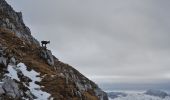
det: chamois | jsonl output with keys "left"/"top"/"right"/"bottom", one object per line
{"left": 41, "top": 41, "right": 50, "bottom": 48}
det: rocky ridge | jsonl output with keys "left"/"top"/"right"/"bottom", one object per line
{"left": 0, "top": 0, "right": 108, "bottom": 100}
{"left": 0, "top": 0, "right": 39, "bottom": 45}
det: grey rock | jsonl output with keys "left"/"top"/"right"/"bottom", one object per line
{"left": 40, "top": 49, "right": 54, "bottom": 66}
{"left": 2, "top": 77, "right": 22, "bottom": 98}
{"left": 0, "top": 0, "right": 40, "bottom": 46}
{"left": 9, "top": 57, "right": 16, "bottom": 65}
{"left": 46, "top": 50, "right": 54, "bottom": 66}
{"left": 0, "top": 50, "right": 3, "bottom": 57}
{"left": 75, "top": 82, "right": 86, "bottom": 92}
{"left": 0, "top": 82, "right": 5, "bottom": 95}
{"left": 0, "top": 56, "right": 7, "bottom": 67}
{"left": 0, "top": 87, "right": 5, "bottom": 95}
{"left": 25, "top": 90, "right": 35, "bottom": 100}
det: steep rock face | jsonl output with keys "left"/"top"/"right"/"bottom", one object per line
{"left": 0, "top": 0, "right": 39, "bottom": 45}
{"left": 0, "top": 0, "right": 108, "bottom": 100}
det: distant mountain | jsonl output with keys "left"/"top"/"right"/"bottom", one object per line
{"left": 107, "top": 90, "right": 170, "bottom": 100}
{"left": 145, "top": 89, "right": 169, "bottom": 98}
{"left": 0, "top": 0, "right": 108, "bottom": 99}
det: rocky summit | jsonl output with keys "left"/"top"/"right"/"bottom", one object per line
{"left": 0, "top": 0, "right": 108, "bottom": 100}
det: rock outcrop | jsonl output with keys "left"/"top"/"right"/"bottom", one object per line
{"left": 0, "top": 0, "right": 39, "bottom": 45}
{"left": 2, "top": 77, "right": 22, "bottom": 99}
{"left": 40, "top": 48, "right": 55, "bottom": 66}
{"left": 0, "top": 0, "right": 108, "bottom": 100}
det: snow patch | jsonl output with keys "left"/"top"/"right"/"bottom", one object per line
{"left": 17, "top": 63, "right": 52, "bottom": 100}
{"left": 5, "top": 65, "right": 20, "bottom": 81}
{"left": 5, "top": 63, "right": 53, "bottom": 100}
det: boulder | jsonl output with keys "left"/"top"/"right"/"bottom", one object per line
{"left": 0, "top": 82, "right": 5, "bottom": 95}
{"left": 9, "top": 57, "right": 16, "bottom": 65}
{"left": 0, "top": 56, "right": 7, "bottom": 67}
{"left": 40, "top": 49, "right": 54, "bottom": 66}
{"left": 2, "top": 77, "right": 22, "bottom": 98}
{"left": 0, "top": 46, "right": 7, "bottom": 67}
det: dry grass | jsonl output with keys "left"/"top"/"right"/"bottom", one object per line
{"left": 84, "top": 92, "right": 98, "bottom": 100}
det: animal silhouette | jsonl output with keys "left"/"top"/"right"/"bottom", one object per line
{"left": 41, "top": 41, "right": 50, "bottom": 48}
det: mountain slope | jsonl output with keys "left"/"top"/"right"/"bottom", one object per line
{"left": 0, "top": 0, "right": 108, "bottom": 100}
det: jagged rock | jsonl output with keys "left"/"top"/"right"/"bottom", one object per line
{"left": 0, "top": 88, "right": 5, "bottom": 95}
{"left": 0, "top": 56, "right": 7, "bottom": 67}
{"left": 17, "top": 69, "right": 32, "bottom": 83}
{"left": 40, "top": 48, "right": 54, "bottom": 66}
{"left": 0, "top": 0, "right": 39, "bottom": 46}
{"left": 0, "top": 46, "right": 8, "bottom": 67}
{"left": 76, "top": 81, "right": 86, "bottom": 92}
{"left": 0, "top": 49, "right": 3, "bottom": 56}
{"left": 2, "top": 77, "right": 22, "bottom": 99}
{"left": 95, "top": 88, "right": 108, "bottom": 100}
{"left": 76, "top": 91, "right": 82, "bottom": 98}
{"left": 25, "top": 90, "right": 35, "bottom": 100}
{"left": 9, "top": 57, "right": 16, "bottom": 65}
{"left": 0, "top": 82, "right": 5, "bottom": 95}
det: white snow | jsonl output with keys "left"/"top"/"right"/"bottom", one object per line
{"left": 5, "top": 63, "right": 53, "bottom": 100}
{"left": 5, "top": 65, "right": 20, "bottom": 81}
{"left": 17, "top": 63, "right": 52, "bottom": 100}
{"left": 109, "top": 92, "right": 170, "bottom": 100}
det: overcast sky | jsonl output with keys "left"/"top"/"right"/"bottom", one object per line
{"left": 6, "top": 0, "right": 170, "bottom": 91}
